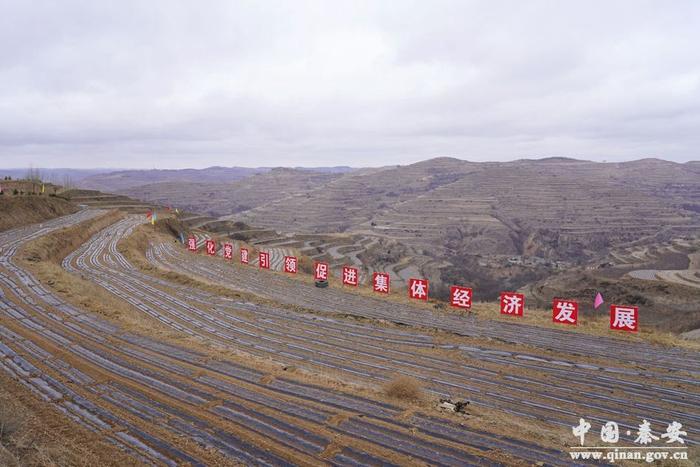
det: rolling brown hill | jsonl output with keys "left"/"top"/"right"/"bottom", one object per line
{"left": 122, "top": 168, "right": 349, "bottom": 216}
{"left": 78, "top": 166, "right": 271, "bottom": 192}
{"left": 78, "top": 165, "right": 356, "bottom": 194}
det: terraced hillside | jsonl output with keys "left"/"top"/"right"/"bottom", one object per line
{"left": 62, "top": 189, "right": 154, "bottom": 213}
{"left": 109, "top": 157, "right": 700, "bottom": 300}
{"left": 521, "top": 232, "right": 700, "bottom": 334}
{"left": 238, "top": 158, "right": 700, "bottom": 261}
{"left": 142, "top": 220, "right": 700, "bottom": 450}
{"left": 232, "top": 158, "right": 698, "bottom": 295}
{"left": 612, "top": 237, "right": 700, "bottom": 289}
{"left": 237, "top": 158, "right": 477, "bottom": 236}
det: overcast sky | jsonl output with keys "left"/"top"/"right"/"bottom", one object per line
{"left": 1, "top": 1, "right": 698, "bottom": 169}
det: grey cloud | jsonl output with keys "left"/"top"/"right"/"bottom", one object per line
{"left": 0, "top": 0, "right": 698, "bottom": 168}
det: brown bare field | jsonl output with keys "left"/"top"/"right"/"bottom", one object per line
{"left": 5, "top": 186, "right": 698, "bottom": 466}
{"left": 0, "top": 372, "right": 137, "bottom": 467}
{"left": 17, "top": 211, "right": 250, "bottom": 348}
{"left": 10, "top": 211, "right": 584, "bottom": 465}
{"left": 19, "top": 210, "right": 122, "bottom": 262}
{"left": 17, "top": 212, "right": 469, "bottom": 430}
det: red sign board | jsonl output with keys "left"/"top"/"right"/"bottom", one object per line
{"left": 408, "top": 278, "right": 429, "bottom": 300}
{"left": 342, "top": 266, "right": 359, "bottom": 286}
{"left": 314, "top": 262, "right": 329, "bottom": 281}
{"left": 284, "top": 256, "right": 297, "bottom": 273}
{"left": 240, "top": 248, "right": 249, "bottom": 264}
{"left": 205, "top": 239, "right": 216, "bottom": 256}
{"left": 552, "top": 299, "right": 578, "bottom": 325}
{"left": 610, "top": 305, "right": 638, "bottom": 332}
{"left": 372, "top": 272, "right": 390, "bottom": 294}
{"left": 450, "top": 286, "right": 472, "bottom": 309}
{"left": 187, "top": 237, "right": 197, "bottom": 252}
{"left": 500, "top": 292, "right": 524, "bottom": 316}
{"left": 223, "top": 243, "right": 233, "bottom": 260}
{"left": 259, "top": 251, "right": 270, "bottom": 269}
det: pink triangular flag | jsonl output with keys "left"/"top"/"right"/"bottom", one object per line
{"left": 594, "top": 292, "right": 604, "bottom": 309}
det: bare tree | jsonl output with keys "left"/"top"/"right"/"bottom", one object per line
{"left": 25, "top": 164, "right": 43, "bottom": 194}
{"left": 61, "top": 174, "right": 75, "bottom": 192}
{"left": 25, "top": 164, "right": 42, "bottom": 182}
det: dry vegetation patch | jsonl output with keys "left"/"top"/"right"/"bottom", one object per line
{"left": 383, "top": 375, "right": 426, "bottom": 404}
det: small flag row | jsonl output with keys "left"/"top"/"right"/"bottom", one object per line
{"left": 146, "top": 210, "right": 158, "bottom": 225}
{"left": 189, "top": 238, "right": 639, "bottom": 333}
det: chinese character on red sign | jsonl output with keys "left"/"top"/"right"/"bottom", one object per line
{"left": 552, "top": 299, "right": 578, "bottom": 325}
{"left": 610, "top": 305, "right": 638, "bottom": 332}
{"left": 187, "top": 237, "right": 197, "bottom": 252}
{"left": 408, "top": 278, "right": 429, "bottom": 300}
{"left": 450, "top": 286, "right": 472, "bottom": 309}
{"left": 342, "top": 266, "right": 358, "bottom": 286}
{"left": 373, "top": 272, "right": 390, "bottom": 294}
{"left": 259, "top": 251, "right": 270, "bottom": 269}
{"left": 314, "top": 262, "right": 328, "bottom": 281}
{"left": 240, "top": 248, "right": 249, "bottom": 264}
{"left": 223, "top": 243, "right": 233, "bottom": 260}
{"left": 284, "top": 256, "right": 297, "bottom": 273}
{"left": 205, "top": 239, "right": 216, "bottom": 256}
{"left": 500, "top": 292, "right": 524, "bottom": 316}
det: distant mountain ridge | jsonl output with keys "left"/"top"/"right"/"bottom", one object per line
{"left": 78, "top": 167, "right": 270, "bottom": 192}
{"left": 77, "top": 166, "right": 356, "bottom": 192}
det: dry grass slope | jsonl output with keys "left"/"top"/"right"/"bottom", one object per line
{"left": 0, "top": 196, "right": 78, "bottom": 232}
